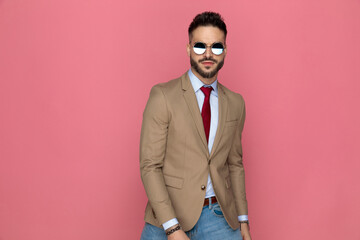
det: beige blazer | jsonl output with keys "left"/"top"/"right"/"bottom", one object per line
{"left": 140, "top": 72, "right": 248, "bottom": 231}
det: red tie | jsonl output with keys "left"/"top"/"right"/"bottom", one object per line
{"left": 200, "top": 86, "right": 213, "bottom": 143}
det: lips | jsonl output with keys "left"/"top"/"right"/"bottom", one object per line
{"left": 201, "top": 61, "right": 215, "bottom": 66}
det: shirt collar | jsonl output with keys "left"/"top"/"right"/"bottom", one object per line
{"left": 188, "top": 69, "right": 218, "bottom": 96}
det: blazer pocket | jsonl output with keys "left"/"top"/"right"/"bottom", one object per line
{"left": 225, "top": 119, "right": 238, "bottom": 127}
{"left": 225, "top": 176, "right": 231, "bottom": 189}
{"left": 164, "top": 174, "right": 184, "bottom": 189}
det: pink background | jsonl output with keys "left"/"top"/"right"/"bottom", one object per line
{"left": 1, "top": 0, "right": 359, "bottom": 239}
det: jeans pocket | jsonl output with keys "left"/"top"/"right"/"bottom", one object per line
{"left": 211, "top": 204, "right": 224, "bottom": 218}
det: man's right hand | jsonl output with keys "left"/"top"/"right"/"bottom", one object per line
{"left": 167, "top": 229, "right": 190, "bottom": 240}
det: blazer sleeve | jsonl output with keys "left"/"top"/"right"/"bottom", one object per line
{"left": 227, "top": 96, "right": 248, "bottom": 216}
{"left": 139, "top": 85, "right": 176, "bottom": 224}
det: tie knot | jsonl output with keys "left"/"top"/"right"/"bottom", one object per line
{"left": 200, "top": 86, "right": 213, "bottom": 98}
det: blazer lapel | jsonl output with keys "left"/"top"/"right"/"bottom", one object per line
{"left": 210, "top": 83, "right": 228, "bottom": 158}
{"left": 181, "top": 73, "right": 209, "bottom": 157}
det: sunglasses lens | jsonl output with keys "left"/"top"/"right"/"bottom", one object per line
{"left": 193, "top": 42, "right": 206, "bottom": 55}
{"left": 211, "top": 43, "right": 224, "bottom": 55}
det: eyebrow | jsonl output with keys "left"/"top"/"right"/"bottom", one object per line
{"left": 192, "top": 41, "right": 226, "bottom": 45}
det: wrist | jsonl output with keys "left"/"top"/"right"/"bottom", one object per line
{"left": 165, "top": 223, "right": 182, "bottom": 236}
{"left": 239, "top": 220, "right": 250, "bottom": 231}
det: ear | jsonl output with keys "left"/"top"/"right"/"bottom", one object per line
{"left": 186, "top": 43, "right": 191, "bottom": 57}
{"left": 223, "top": 43, "right": 227, "bottom": 57}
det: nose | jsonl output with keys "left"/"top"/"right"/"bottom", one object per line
{"left": 204, "top": 46, "right": 212, "bottom": 58}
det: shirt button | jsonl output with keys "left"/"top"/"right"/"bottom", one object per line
{"left": 201, "top": 185, "right": 206, "bottom": 190}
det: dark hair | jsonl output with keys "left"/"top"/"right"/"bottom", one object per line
{"left": 188, "top": 11, "right": 227, "bottom": 42}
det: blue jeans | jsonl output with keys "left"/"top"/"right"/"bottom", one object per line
{"left": 140, "top": 201, "right": 242, "bottom": 240}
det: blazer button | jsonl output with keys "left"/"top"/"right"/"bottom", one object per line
{"left": 201, "top": 185, "right": 206, "bottom": 190}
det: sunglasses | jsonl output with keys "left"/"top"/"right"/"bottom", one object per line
{"left": 192, "top": 42, "right": 225, "bottom": 55}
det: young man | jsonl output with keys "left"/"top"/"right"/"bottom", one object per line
{"left": 140, "top": 12, "right": 252, "bottom": 240}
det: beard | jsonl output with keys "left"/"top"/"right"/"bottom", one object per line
{"left": 190, "top": 56, "right": 225, "bottom": 79}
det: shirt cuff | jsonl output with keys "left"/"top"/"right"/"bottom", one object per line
{"left": 238, "top": 215, "right": 248, "bottom": 221}
{"left": 162, "top": 218, "right": 179, "bottom": 230}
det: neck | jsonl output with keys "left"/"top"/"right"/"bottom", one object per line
{"left": 191, "top": 67, "right": 218, "bottom": 85}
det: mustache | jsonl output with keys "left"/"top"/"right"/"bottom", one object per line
{"left": 199, "top": 58, "right": 218, "bottom": 63}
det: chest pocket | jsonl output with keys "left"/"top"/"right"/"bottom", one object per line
{"left": 225, "top": 119, "right": 238, "bottom": 127}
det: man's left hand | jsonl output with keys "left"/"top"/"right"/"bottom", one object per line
{"left": 240, "top": 223, "right": 252, "bottom": 240}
